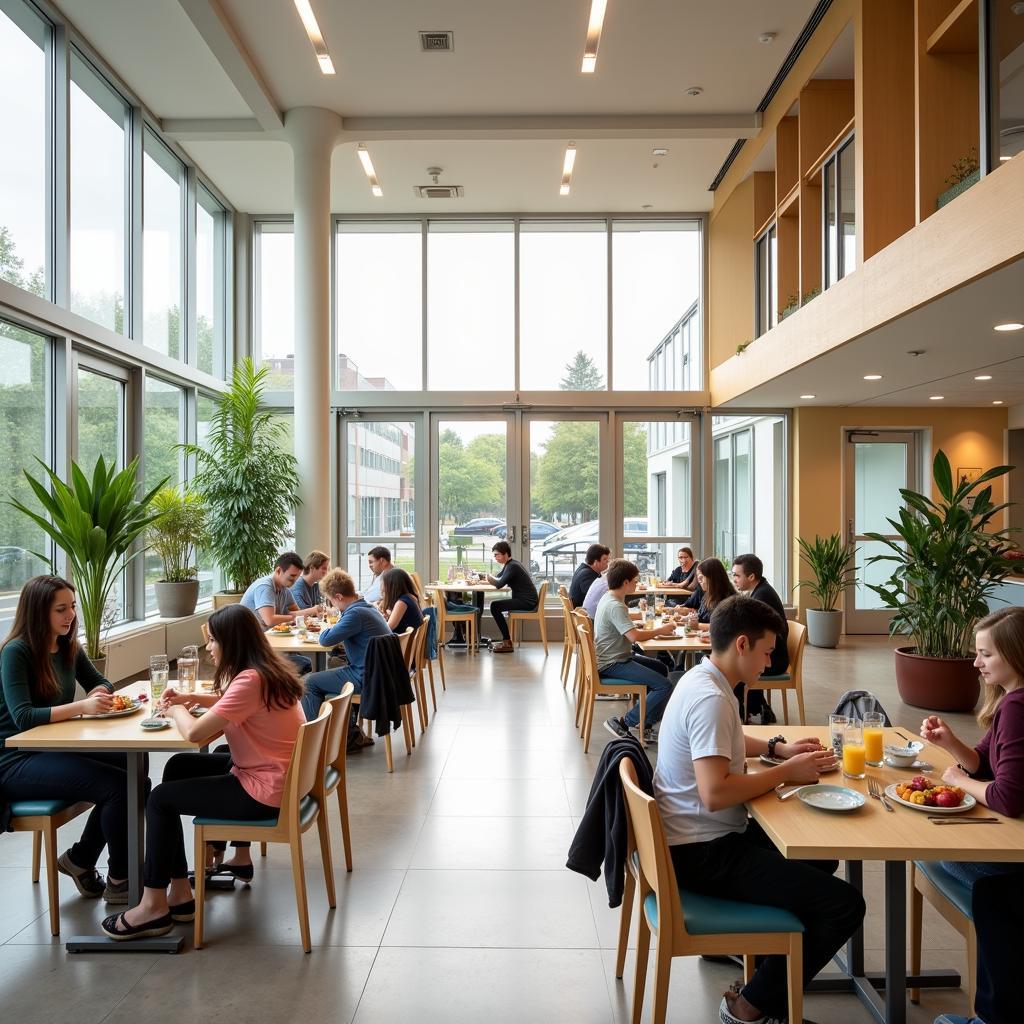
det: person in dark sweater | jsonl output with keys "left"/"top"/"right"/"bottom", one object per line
{"left": 380, "top": 567, "right": 424, "bottom": 637}
{"left": 482, "top": 541, "right": 539, "bottom": 653}
{"left": 731, "top": 553, "right": 788, "bottom": 723}
{"left": 665, "top": 546, "right": 698, "bottom": 606}
{"left": 0, "top": 575, "right": 131, "bottom": 903}
{"left": 568, "top": 543, "right": 610, "bottom": 608}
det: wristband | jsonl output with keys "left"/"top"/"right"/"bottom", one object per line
{"left": 767, "top": 734, "right": 787, "bottom": 759}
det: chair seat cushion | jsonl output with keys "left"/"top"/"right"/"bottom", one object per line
{"left": 915, "top": 860, "right": 973, "bottom": 919}
{"left": 324, "top": 766, "right": 340, "bottom": 791}
{"left": 10, "top": 799, "right": 80, "bottom": 818}
{"left": 644, "top": 889, "right": 804, "bottom": 936}
{"left": 760, "top": 673, "right": 791, "bottom": 682}
{"left": 194, "top": 795, "right": 319, "bottom": 830}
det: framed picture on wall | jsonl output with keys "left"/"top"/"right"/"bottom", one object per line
{"left": 957, "top": 467, "right": 981, "bottom": 488}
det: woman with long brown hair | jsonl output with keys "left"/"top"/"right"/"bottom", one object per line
{"left": 380, "top": 566, "right": 424, "bottom": 636}
{"left": 680, "top": 558, "right": 735, "bottom": 624}
{"left": 101, "top": 603, "right": 305, "bottom": 940}
{"left": 0, "top": 575, "right": 131, "bottom": 902}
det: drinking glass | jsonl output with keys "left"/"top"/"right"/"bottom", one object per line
{"left": 177, "top": 646, "right": 199, "bottom": 695}
{"left": 829, "top": 714, "right": 848, "bottom": 761}
{"left": 149, "top": 655, "right": 169, "bottom": 717}
{"left": 863, "top": 711, "right": 885, "bottom": 766}
{"left": 842, "top": 720, "right": 866, "bottom": 780}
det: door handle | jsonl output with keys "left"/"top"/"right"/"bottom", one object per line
{"left": 507, "top": 525, "right": 516, "bottom": 543}
{"left": 848, "top": 518, "right": 855, "bottom": 545}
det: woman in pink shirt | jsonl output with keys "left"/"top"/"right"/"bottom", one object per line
{"left": 101, "top": 604, "right": 305, "bottom": 940}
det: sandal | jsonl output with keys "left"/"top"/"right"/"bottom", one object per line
{"left": 169, "top": 898, "right": 195, "bottom": 923}
{"left": 101, "top": 910, "right": 173, "bottom": 941}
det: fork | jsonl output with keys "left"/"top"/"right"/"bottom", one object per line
{"left": 867, "top": 777, "right": 894, "bottom": 812}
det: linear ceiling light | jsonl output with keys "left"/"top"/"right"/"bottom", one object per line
{"left": 293, "top": 0, "right": 336, "bottom": 74}
{"left": 357, "top": 144, "right": 383, "bottom": 197}
{"left": 560, "top": 144, "right": 577, "bottom": 196}
{"left": 581, "top": 0, "right": 608, "bottom": 73}
{"left": 994, "top": 322, "right": 1024, "bottom": 331}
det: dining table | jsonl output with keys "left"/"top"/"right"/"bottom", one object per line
{"left": 744, "top": 724, "right": 1024, "bottom": 1024}
{"left": 265, "top": 627, "right": 331, "bottom": 671}
{"left": 6, "top": 680, "right": 214, "bottom": 954}
{"left": 426, "top": 581, "right": 498, "bottom": 649}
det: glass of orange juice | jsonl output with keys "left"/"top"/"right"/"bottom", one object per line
{"left": 863, "top": 712, "right": 885, "bottom": 766}
{"left": 842, "top": 720, "right": 866, "bottom": 779}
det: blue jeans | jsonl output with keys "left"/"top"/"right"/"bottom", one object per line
{"left": 301, "top": 666, "right": 361, "bottom": 721}
{"left": 286, "top": 652, "right": 312, "bottom": 675}
{"left": 598, "top": 655, "right": 674, "bottom": 728}
{"left": 938, "top": 859, "right": 1024, "bottom": 887}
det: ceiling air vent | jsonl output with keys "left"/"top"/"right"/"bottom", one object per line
{"left": 414, "top": 184, "right": 464, "bottom": 199}
{"left": 419, "top": 31, "right": 453, "bottom": 52}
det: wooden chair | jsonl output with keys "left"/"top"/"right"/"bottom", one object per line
{"left": 421, "top": 597, "right": 445, "bottom": 695}
{"left": 409, "top": 570, "right": 427, "bottom": 604}
{"left": 408, "top": 618, "right": 433, "bottom": 732}
{"left": 619, "top": 759, "right": 804, "bottom": 1024}
{"left": 755, "top": 620, "right": 808, "bottom": 725}
{"left": 573, "top": 610, "right": 646, "bottom": 753}
{"left": 319, "top": 687, "right": 355, "bottom": 876}
{"left": 910, "top": 861, "right": 976, "bottom": 1015}
{"left": 193, "top": 702, "right": 333, "bottom": 952}
{"left": 557, "top": 585, "right": 580, "bottom": 691}
{"left": 200, "top": 622, "right": 210, "bottom": 644}
{"left": 435, "top": 591, "right": 478, "bottom": 653}
{"left": 509, "top": 580, "right": 549, "bottom": 653}
{"left": 9, "top": 800, "right": 92, "bottom": 936}
{"left": 355, "top": 628, "right": 416, "bottom": 772}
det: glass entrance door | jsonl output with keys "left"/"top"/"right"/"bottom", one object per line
{"left": 844, "top": 431, "right": 918, "bottom": 634}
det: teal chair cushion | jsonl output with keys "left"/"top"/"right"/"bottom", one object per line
{"left": 915, "top": 860, "right": 973, "bottom": 920}
{"left": 644, "top": 889, "right": 804, "bottom": 936}
{"left": 324, "top": 766, "right": 340, "bottom": 792}
{"left": 10, "top": 799, "right": 80, "bottom": 818}
{"left": 195, "top": 795, "right": 319, "bottom": 830}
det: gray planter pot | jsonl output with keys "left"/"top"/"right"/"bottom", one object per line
{"left": 154, "top": 580, "right": 200, "bottom": 618}
{"left": 806, "top": 608, "right": 843, "bottom": 648}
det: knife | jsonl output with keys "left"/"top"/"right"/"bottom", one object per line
{"left": 775, "top": 783, "right": 816, "bottom": 801}
{"left": 929, "top": 818, "right": 1001, "bottom": 824}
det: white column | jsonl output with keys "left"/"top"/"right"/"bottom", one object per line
{"left": 286, "top": 107, "right": 342, "bottom": 555}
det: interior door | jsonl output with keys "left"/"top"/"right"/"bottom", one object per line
{"left": 844, "top": 430, "right": 917, "bottom": 634}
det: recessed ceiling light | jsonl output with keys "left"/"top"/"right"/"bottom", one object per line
{"left": 580, "top": 0, "right": 607, "bottom": 73}
{"left": 975, "top": 374, "right": 993, "bottom": 380}
{"left": 356, "top": 144, "right": 383, "bottom": 197}
{"left": 1001, "top": 155, "right": 1013, "bottom": 162}
{"left": 559, "top": 143, "right": 577, "bottom": 196}
{"left": 293, "top": 0, "right": 336, "bottom": 74}
{"left": 929, "top": 395, "right": 944, "bottom": 400}
{"left": 994, "top": 400, "right": 1004, "bottom": 405}
{"left": 758, "top": 32, "right": 777, "bottom": 44}
{"left": 800, "top": 394, "right": 816, "bottom": 399}
{"left": 994, "top": 322, "right": 1024, "bottom": 331}
{"left": 652, "top": 147, "right": 668, "bottom": 157}
{"left": 863, "top": 374, "right": 883, "bottom": 381}
{"left": 685, "top": 86, "right": 703, "bottom": 97}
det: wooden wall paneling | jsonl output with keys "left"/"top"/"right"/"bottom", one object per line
{"left": 857, "top": 0, "right": 917, "bottom": 262}
{"left": 776, "top": 116, "right": 800, "bottom": 206}
{"left": 776, "top": 203, "right": 801, "bottom": 320}
{"left": 753, "top": 171, "right": 777, "bottom": 239}
{"left": 926, "top": 0, "right": 978, "bottom": 55}
{"left": 798, "top": 80, "right": 855, "bottom": 179}
{"left": 799, "top": 172, "right": 823, "bottom": 298}
{"left": 709, "top": 175, "right": 756, "bottom": 370}
{"left": 915, "top": 0, "right": 980, "bottom": 223}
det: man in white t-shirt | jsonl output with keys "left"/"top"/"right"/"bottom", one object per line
{"left": 654, "top": 594, "right": 865, "bottom": 1024}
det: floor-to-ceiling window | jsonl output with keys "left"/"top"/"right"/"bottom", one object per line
{"left": 254, "top": 220, "right": 295, "bottom": 391}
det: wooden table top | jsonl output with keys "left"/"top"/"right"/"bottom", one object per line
{"left": 637, "top": 585, "right": 693, "bottom": 596}
{"left": 637, "top": 632, "right": 712, "bottom": 652}
{"left": 265, "top": 629, "right": 331, "bottom": 654}
{"left": 744, "top": 725, "right": 1024, "bottom": 862}
{"left": 426, "top": 581, "right": 498, "bottom": 593}
{"left": 6, "top": 683, "right": 207, "bottom": 753}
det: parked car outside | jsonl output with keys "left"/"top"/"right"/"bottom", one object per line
{"left": 493, "top": 520, "right": 559, "bottom": 541}
{"left": 452, "top": 517, "right": 505, "bottom": 535}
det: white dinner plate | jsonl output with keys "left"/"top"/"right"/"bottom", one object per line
{"left": 82, "top": 700, "right": 141, "bottom": 719}
{"left": 883, "top": 757, "right": 933, "bottom": 771}
{"left": 797, "top": 785, "right": 865, "bottom": 812}
{"left": 140, "top": 718, "right": 171, "bottom": 731}
{"left": 884, "top": 783, "right": 977, "bottom": 814}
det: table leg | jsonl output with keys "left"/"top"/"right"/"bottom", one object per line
{"left": 883, "top": 861, "right": 908, "bottom": 1024}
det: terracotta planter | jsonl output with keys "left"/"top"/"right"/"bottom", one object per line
{"left": 893, "top": 646, "right": 980, "bottom": 712}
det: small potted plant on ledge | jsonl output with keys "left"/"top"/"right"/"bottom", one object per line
{"left": 796, "top": 533, "right": 858, "bottom": 648}
{"left": 148, "top": 484, "right": 209, "bottom": 618}
{"left": 864, "top": 450, "right": 1015, "bottom": 712}
{"left": 936, "top": 147, "right": 980, "bottom": 210}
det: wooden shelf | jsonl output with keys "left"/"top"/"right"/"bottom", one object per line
{"left": 752, "top": 212, "right": 775, "bottom": 242}
{"left": 804, "top": 116, "right": 855, "bottom": 182}
{"left": 778, "top": 182, "right": 800, "bottom": 218}
{"left": 926, "top": 0, "right": 978, "bottom": 55}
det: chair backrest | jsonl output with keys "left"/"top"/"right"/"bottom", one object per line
{"left": 619, "top": 758, "right": 685, "bottom": 944}
{"left": 573, "top": 610, "right": 596, "bottom": 687}
{"left": 323, "top": 685, "right": 355, "bottom": 774}
{"left": 397, "top": 625, "right": 416, "bottom": 671}
{"left": 410, "top": 571, "right": 426, "bottom": 603}
{"left": 558, "top": 588, "right": 577, "bottom": 649}
{"left": 279, "top": 702, "right": 332, "bottom": 823}
{"left": 412, "top": 618, "right": 429, "bottom": 670}
{"left": 534, "top": 580, "right": 549, "bottom": 610}
{"left": 200, "top": 622, "right": 210, "bottom": 644}
{"left": 786, "top": 620, "right": 807, "bottom": 682}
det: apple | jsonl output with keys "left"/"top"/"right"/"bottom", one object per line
{"left": 910, "top": 776, "right": 930, "bottom": 791}
{"left": 934, "top": 790, "right": 962, "bottom": 808}
{"left": 923, "top": 792, "right": 937, "bottom": 806}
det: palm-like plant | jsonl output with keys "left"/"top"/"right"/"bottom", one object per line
{"left": 8, "top": 456, "right": 166, "bottom": 659}
{"left": 796, "top": 533, "right": 858, "bottom": 611}
{"left": 864, "top": 450, "right": 1015, "bottom": 658}
{"left": 148, "top": 485, "right": 208, "bottom": 582}
{"left": 180, "top": 359, "right": 300, "bottom": 592}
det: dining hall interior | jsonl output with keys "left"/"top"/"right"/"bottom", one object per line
{"left": 1, "top": 1, "right": 1024, "bottom": 1023}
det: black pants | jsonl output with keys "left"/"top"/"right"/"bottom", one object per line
{"left": 143, "top": 752, "right": 277, "bottom": 889}
{"left": 0, "top": 751, "right": 143, "bottom": 878}
{"left": 970, "top": 869, "right": 1024, "bottom": 1024}
{"left": 734, "top": 682, "right": 767, "bottom": 720}
{"left": 670, "top": 819, "right": 865, "bottom": 1018}
{"left": 490, "top": 598, "right": 536, "bottom": 640}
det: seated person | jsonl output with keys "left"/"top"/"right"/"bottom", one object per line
{"left": 582, "top": 570, "right": 610, "bottom": 619}
{"left": 597, "top": 559, "right": 680, "bottom": 743}
{"left": 290, "top": 550, "right": 330, "bottom": 614}
{"left": 100, "top": 604, "right": 304, "bottom": 940}
{"left": 361, "top": 546, "right": 392, "bottom": 604}
{"left": 569, "top": 544, "right": 610, "bottom": 609}
{"left": 680, "top": 557, "right": 735, "bottom": 627}
{"left": 731, "top": 553, "right": 789, "bottom": 724}
{"left": 301, "top": 568, "right": 392, "bottom": 728}
{"left": 240, "top": 551, "right": 311, "bottom": 674}
{"left": 481, "top": 541, "right": 539, "bottom": 654}
{"left": 380, "top": 567, "right": 424, "bottom": 637}
{"left": 665, "top": 546, "right": 697, "bottom": 605}
{"left": 654, "top": 594, "right": 864, "bottom": 1024}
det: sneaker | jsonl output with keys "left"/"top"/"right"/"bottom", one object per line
{"left": 603, "top": 716, "right": 630, "bottom": 739}
{"left": 103, "top": 877, "right": 129, "bottom": 904}
{"left": 491, "top": 640, "right": 515, "bottom": 653}
{"left": 719, "top": 996, "right": 765, "bottom": 1024}
{"left": 57, "top": 851, "right": 104, "bottom": 898}
{"left": 759, "top": 704, "right": 777, "bottom": 725}
{"left": 631, "top": 724, "right": 658, "bottom": 744}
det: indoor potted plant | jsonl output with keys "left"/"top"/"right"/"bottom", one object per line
{"left": 864, "top": 450, "right": 1014, "bottom": 711}
{"left": 180, "top": 358, "right": 300, "bottom": 603}
{"left": 7, "top": 455, "right": 166, "bottom": 666}
{"left": 148, "top": 484, "right": 209, "bottom": 617}
{"left": 796, "top": 532, "right": 857, "bottom": 648}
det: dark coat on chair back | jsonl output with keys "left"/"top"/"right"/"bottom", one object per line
{"left": 360, "top": 634, "right": 416, "bottom": 736}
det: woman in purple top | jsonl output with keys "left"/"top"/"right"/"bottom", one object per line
{"left": 922, "top": 606, "right": 1024, "bottom": 886}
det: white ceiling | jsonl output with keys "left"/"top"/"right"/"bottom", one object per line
{"left": 53, "top": 0, "right": 819, "bottom": 213}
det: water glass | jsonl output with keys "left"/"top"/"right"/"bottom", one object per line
{"left": 829, "top": 714, "right": 848, "bottom": 761}
{"left": 149, "top": 654, "right": 169, "bottom": 716}
{"left": 842, "top": 720, "right": 866, "bottom": 780}
{"left": 177, "top": 646, "right": 199, "bottom": 695}
{"left": 863, "top": 711, "right": 885, "bottom": 766}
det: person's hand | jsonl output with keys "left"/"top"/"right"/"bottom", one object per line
{"left": 921, "top": 715, "right": 954, "bottom": 748}
{"left": 159, "top": 687, "right": 191, "bottom": 709}
{"left": 656, "top": 623, "right": 676, "bottom": 637}
{"left": 80, "top": 691, "right": 113, "bottom": 716}
{"left": 780, "top": 738, "right": 826, "bottom": 759}
{"left": 784, "top": 749, "right": 835, "bottom": 783}
{"left": 942, "top": 764, "right": 970, "bottom": 787}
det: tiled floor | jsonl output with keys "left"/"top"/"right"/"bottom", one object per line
{"left": 0, "top": 636, "right": 983, "bottom": 1023}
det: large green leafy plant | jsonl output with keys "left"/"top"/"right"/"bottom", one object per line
{"left": 864, "top": 450, "right": 1014, "bottom": 658}
{"left": 8, "top": 456, "right": 165, "bottom": 659}
{"left": 797, "top": 533, "right": 858, "bottom": 611}
{"left": 148, "top": 485, "right": 208, "bottom": 582}
{"left": 180, "top": 359, "right": 300, "bottom": 592}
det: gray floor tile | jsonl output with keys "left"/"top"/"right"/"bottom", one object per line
{"left": 410, "top": 815, "right": 574, "bottom": 870}
{"left": 427, "top": 777, "right": 572, "bottom": 816}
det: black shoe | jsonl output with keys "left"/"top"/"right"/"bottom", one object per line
{"left": 103, "top": 877, "right": 129, "bottom": 904}
{"left": 57, "top": 851, "right": 104, "bottom": 898}
{"left": 101, "top": 910, "right": 173, "bottom": 941}
{"left": 760, "top": 705, "right": 777, "bottom": 725}
{"left": 169, "top": 898, "right": 196, "bottom": 922}
{"left": 603, "top": 716, "right": 631, "bottom": 739}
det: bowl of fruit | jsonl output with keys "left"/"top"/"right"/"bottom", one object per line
{"left": 886, "top": 776, "right": 976, "bottom": 814}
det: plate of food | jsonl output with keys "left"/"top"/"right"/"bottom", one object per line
{"left": 885, "top": 778, "right": 976, "bottom": 814}
{"left": 270, "top": 623, "right": 295, "bottom": 635}
{"left": 83, "top": 694, "right": 141, "bottom": 719}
